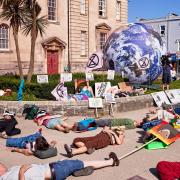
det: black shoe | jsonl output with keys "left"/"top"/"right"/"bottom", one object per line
{"left": 73, "top": 166, "right": 94, "bottom": 177}
{"left": 64, "top": 144, "right": 73, "bottom": 158}
{"left": 109, "top": 152, "right": 120, "bottom": 166}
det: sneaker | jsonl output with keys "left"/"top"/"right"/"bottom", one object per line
{"left": 108, "top": 152, "right": 120, "bottom": 166}
{"left": 73, "top": 166, "right": 94, "bottom": 177}
{"left": 64, "top": 144, "right": 73, "bottom": 158}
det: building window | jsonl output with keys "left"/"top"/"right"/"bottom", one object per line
{"left": 0, "top": 24, "right": 9, "bottom": 50}
{"left": 98, "top": 32, "right": 107, "bottom": 50}
{"left": 99, "top": 0, "right": 106, "bottom": 17}
{"left": 80, "top": 0, "right": 86, "bottom": 14}
{"left": 81, "top": 31, "right": 86, "bottom": 56}
{"left": 48, "top": 0, "right": 56, "bottom": 21}
{"left": 116, "top": 0, "right": 121, "bottom": 21}
{"left": 160, "top": 25, "right": 165, "bottom": 36}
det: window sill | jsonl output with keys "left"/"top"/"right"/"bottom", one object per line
{"left": 0, "top": 50, "right": 13, "bottom": 53}
{"left": 48, "top": 20, "right": 60, "bottom": 25}
{"left": 81, "top": 55, "right": 87, "bottom": 57}
{"left": 80, "top": 13, "right": 87, "bottom": 16}
{"left": 99, "top": 16, "right": 107, "bottom": 19}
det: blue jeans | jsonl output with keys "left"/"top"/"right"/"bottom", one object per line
{"left": 6, "top": 131, "right": 41, "bottom": 148}
{"left": 52, "top": 160, "right": 84, "bottom": 180}
{"left": 142, "top": 120, "right": 161, "bottom": 131}
{"left": 175, "top": 108, "right": 180, "bottom": 115}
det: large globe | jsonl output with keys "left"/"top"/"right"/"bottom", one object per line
{"left": 103, "top": 23, "right": 166, "bottom": 84}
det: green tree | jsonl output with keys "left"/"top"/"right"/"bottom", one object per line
{"left": 0, "top": 0, "right": 25, "bottom": 79}
{"left": 23, "top": 0, "right": 48, "bottom": 83}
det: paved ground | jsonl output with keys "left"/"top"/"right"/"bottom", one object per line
{"left": 0, "top": 108, "right": 180, "bottom": 180}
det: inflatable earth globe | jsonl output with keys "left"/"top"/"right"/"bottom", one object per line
{"left": 103, "top": 23, "right": 166, "bottom": 84}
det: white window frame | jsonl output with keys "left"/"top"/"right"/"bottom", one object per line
{"left": 116, "top": 0, "right": 121, "bottom": 21}
{"left": 81, "top": 31, "right": 86, "bottom": 56}
{"left": 0, "top": 24, "right": 9, "bottom": 51}
{"left": 99, "top": 0, "right": 106, "bottom": 18}
{"left": 48, "top": 0, "right": 57, "bottom": 21}
{"left": 80, "top": 0, "right": 86, "bottom": 15}
{"left": 160, "top": 25, "right": 166, "bottom": 36}
{"left": 98, "top": 32, "right": 107, "bottom": 51}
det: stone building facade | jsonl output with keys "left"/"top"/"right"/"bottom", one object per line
{"left": 0, "top": 0, "right": 128, "bottom": 75}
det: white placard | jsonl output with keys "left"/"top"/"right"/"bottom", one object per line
{"left": 104, "top": 93, "right": 116, "bottom": 104}
{"left": 86, "top": 72, "right": 94, "bottom": 81}
{"left": 165, "top": 89, "right": 180, "bottom": 104}
{"left": 37, "top": 75, "right": 48, "bottom": 84}
{"left": 95, "top": 82, "right": 111, "bottom": 97}
{"left": 60, "top": 73, "right": 72, "bottom": 82}
{"left": 89, "top": 98, "right": 103, "bottom": 108}
{"left": 107, "top": 70, "right": 115, "bottom": 80}
{"left": 51, "top": 82, "right": 68, "bottom": 101}
{"left": 151, "top": 91, "right": 171, "bottom": 107}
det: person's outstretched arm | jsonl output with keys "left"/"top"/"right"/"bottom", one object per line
{"left": 11, "top": 148, "right": 33, "bottom": 156}
{"left": 18, "top": 164, "right": 32, "bottom": 180}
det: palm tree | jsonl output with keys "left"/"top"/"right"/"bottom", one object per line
{"left": 0, "top": 0, "right": 25, "bottom": 79}
{"left": 23, "top": 0, "right": 48, "bottom": 83}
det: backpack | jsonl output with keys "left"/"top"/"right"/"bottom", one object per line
{"left": 78, "top": 118, "right": 97, "bottom": 131}
{"left": 23, "top": 104, "right": 39, "bottom": 120}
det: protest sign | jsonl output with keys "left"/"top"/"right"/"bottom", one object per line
{"left": 148, "top": 121, "right": 180, "bottom": 145}
{"left": 86, "top": 72, "right": 94, "bottom": 81}
{"left": 88, "top": 98, "right": 103, "bottom": 108}
{"left": 37, "top": 75, "right": 48, "bottom": 84}
{"left": 60, "top": 73, "right": 72, "bottom": 82}
{"left": 151, "top": 91, "right": 171, "bottom": 107}
{"left": 104, "top": 93, "right": 116, "bottom": 104}
{"left": 51, "top": 82, "right": 68, "bottom": 101}
{"left": 165, "top": 89, "right": 180, "bottom": 104}
{"left": 95, "top": 82, "right": 111, "bottom": 97}
{"left": 107, "top": 70, "right": 115, "bottom": 80}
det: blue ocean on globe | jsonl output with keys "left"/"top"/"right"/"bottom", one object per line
{"left": 103, "top": 23, "right": 166, "bottom": 84}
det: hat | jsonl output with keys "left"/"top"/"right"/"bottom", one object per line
{"left": 3, "top": 110, "right": 15, "bottom": 117}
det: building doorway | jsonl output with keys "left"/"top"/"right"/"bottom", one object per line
{"left": 47, "top": 50, "right": 59, "bottom": 74}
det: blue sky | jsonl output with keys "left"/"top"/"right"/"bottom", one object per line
{"left": 128, "top": 0, "right": 180, "bottom": 22}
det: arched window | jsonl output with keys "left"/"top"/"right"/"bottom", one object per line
{"left": 0, "top": 24, "right": 9, "bottom": 50}
{"left": 48, "top": 0, "right": 57, "bottom": 21}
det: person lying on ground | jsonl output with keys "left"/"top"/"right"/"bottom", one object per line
{"left": 6, "top": 130, "right": 56, "bottom": 156}
{"left": 156, "top": 161, "right": 180, "bottom": 180}
{"left": 64, "top": 127, "right": 125, "bottom": 158}
{"left": 34, "top": 114, "right": 73, "bottom": 133}
{"left": 0, "top": 152, "right": 119, "bottom": 180}
{"left": 0, "top": 110, "right": 21, "bottom": 139}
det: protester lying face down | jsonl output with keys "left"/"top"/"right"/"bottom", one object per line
{"left": 0, "top": 110, "right": 21, "bottom": 138}
{"left": 0, "top": 152, "right": 119, "bottom": 179}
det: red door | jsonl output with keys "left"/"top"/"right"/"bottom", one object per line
{"left": 47, "top": 51, "right": 59, "bottom": 74}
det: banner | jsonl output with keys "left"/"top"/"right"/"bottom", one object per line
{"left": 86, "top": 51, "right": 103, "bottom": 71}
{"left": 107, "top": 70, "right": 115, "bottom": 80}
{"left": 17, "top": 79, "right": 24, "bottom": 101}
{"left": 37, "top": 75, "right": 48, "bottom": 84}
{"left": 165, "top": 89, "right": 180, "bottom": 104}
{"left": 51, "top": 82, "right": 68, "bottom": 101}
{"left": 86, "top": 72, "right": 94, "bottom": 81}
{"left": 151, "top": 91, "right": 171, "bottom": 107}
{"left": 148, "top": 121, "right": 180, "bottom": 145}
{"left": 60, "top": 73, "right": 72, "bottom": 82}
{"left": 89, "top": 98, "right": 103, "bottom": 108}
{"left": 95, "top": 82, "right": 111, "bottom": 97}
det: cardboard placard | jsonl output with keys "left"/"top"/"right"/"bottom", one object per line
{"left": 104, "top": 93, "right": 116, "bottom": 104}
{"left": 151, "top": 91, "right": 171, "bottom": 107}
{"left": 88, "top": 98, "right": 103, "bottom": 108}
{"left": 86, "top": 72, "right": 94, "bottom": 81}
{"left": 95, "top": 82, "right": 111, "bottom": 97}
{"left": 37, "top": 75, "right": 48, "bottom": 84}
{"left": 107, "top": 70, "right": 115, "bottom": 80}
{"left": 148, "top": 121, "right": 180, "bottom": 145}
{"left": 51, "top": 82, "right": 68, "bottom": 101}
{"left": 165, "top": 89, "right": 180, "bottom": 104}
{"left": 60, "top": 73, "right": 72, "bottom": 82}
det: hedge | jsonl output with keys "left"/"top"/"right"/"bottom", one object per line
{"left": 0, "top": 73, "right": 124, "bottom": 100}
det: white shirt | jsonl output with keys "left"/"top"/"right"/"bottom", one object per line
{"left": 0, "top": 164, "right": 49, "bottom": 180}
